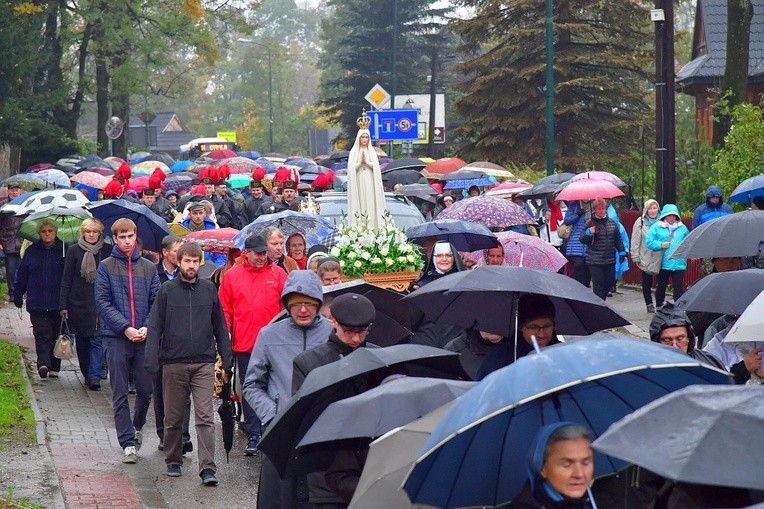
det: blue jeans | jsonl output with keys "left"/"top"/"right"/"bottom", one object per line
{"left": 74, "top": 335, "right": 104, "bottom": 381}
{"left": 4, "top": 253, "right": 20, "bottom": 298}
{"left": 104, "top": 336, "right": 153, "bottom": 448}
{"left": 237, "top": 352, "right": 262, "bottom": 440}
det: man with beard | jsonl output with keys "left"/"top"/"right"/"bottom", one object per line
{"left": 145, "top": 242, "right": 232, "bottom": 485}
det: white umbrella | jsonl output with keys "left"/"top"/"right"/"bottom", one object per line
{"left": 723, "top": 288, "right": 764, "bottom": 343}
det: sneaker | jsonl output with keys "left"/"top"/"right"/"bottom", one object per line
{"left": 647, "top": 303, "right": 656, "bottom": 313}
{"left": 182, "top": 441, "right": 193, "bottom": 455}
{"left": 134, "top": 429, "right": 143, "bottom": 451}
{"left": 244, "top": 436, "right": 259, "bottom": 456}
{"left": 123, "top": 446, "right": 137, "bottom": 464}
{"left": 200, "top": 469, "right": 218, "bottom": 486}
{"left": 166, "top": 464, "right": 182, "bottom": 477}
{"left": 38, "top": 366, "right": 49, "bottom": 380}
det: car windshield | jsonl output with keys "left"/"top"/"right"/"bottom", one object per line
{"left": 316, "top": 193, "right": 424, "bottom": 229}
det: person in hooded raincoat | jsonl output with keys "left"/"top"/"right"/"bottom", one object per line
{"left": 691, "top": 184, "right": 732, "bottom": 230}
{"left": 630, "top": 199, "right": 663, "bottom": 313}
{"left": 645, "top": 204, "right": 689, "bottom": 308}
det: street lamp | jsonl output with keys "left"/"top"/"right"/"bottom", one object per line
{"left": 238, "top": 38, "right": 273, "bottom": 152}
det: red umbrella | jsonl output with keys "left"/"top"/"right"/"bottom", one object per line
{"left": 127, "top": 176, "right": 151, "bottom": 193}
{"left": 207, "top": 149, "right": 237, "bottom": 160}
{"left": 421, "top": 158, "right": 467, "bottom": 178}
{"left": 184, "top": 228, "right": 240, "bottom": 253}
{"left": 83, "top": 166, "right": 115, "bottom": 176}
{"left": 214, "top": 156, "right": 259, "bottom": 174}
{"left": 556, "top": 179, "right": 624, "bottom": 202}
{"left": 70, "top": 171, "right": 112, "bottom": 189}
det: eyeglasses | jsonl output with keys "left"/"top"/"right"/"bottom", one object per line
{"left": 289, "top": 302, "right": 318, "bottom": 311}
{"left": 337, "top": 323, "right": 371, "bottom": 336}
{"left": 659, "top": 335, "right": 689, "bottom": 346}
{"left": 523, "top": 322, "right": 555, "bottom": 333}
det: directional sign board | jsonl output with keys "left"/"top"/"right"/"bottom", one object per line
{"left": 368, "top": 109, "right": 419, "bottom": 141}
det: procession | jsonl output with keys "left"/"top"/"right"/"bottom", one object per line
{"left": 0, "top": 105, "right": 762, "bottom": 509}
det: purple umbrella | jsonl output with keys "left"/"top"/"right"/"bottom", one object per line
{"left": 437, "top": 196, "right": 535, "bottom": 229}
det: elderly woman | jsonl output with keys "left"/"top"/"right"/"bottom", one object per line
{"left": 316, "top": 257, "right": 344, "bottom": 285}
{"left": 13, "top": 220, "right": 65, "bottom": 380}
{"left": 60, "top": 218, "right": 113, "bottom": 390}
{"left": 512, "top": 422, "right": 596, "bottom": 508}
{"left": 286, "top": 232, "right": 308, "bottom": 270}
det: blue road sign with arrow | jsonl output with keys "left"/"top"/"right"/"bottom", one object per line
{"left": 368, "top": 109, "right": 419, "bottom": 141}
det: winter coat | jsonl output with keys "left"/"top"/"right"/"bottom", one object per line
{"left": 0, "top": 214, "right": 22, "bottom": 254}
{"left": 181, "top": 215, "right": 226, "bottom": 267}
{"left": 444, "top": 330, "right": 505, "bottom": 380}
{"left": 648, "top": 302, "right": 724, "bottom": 370}
{"left": 144, "top": 276, "right": 232, "bottom": 375}
{"left": 691, "top": 185, "right": 732, "bottom": 229}
{"left": 59, "top": 242, "right": 113, "bottom": 336}
{"left": 563, "top": 201, "right": 588, "bottom": 258}
{"left": 476, "top": 331, "right": 561, "bottom": 380}
{"left": 218, "top": 260, "right": 287, "bottom": 354}
{"left": 630, "top": 202, "right": 662, "bottom": 275}
{"left": 14, "top": 239, "right": 65, "bottom": 311}
{"left": 95, "top": 245, "right": 160, "bottom": 339}
{"left": 509, "top": 483, "right": 595, "bottom": 509}
{"left": 645, "top": 206, "right": 688, "bottom": 272}
{"left": 580, "top": 215, "right": 625, "bottom": 266}
{"left": 240, "top": 195, "right": 273, "bottom": 225}
{"left": 147, "top": 196, "right": 178, "bottom": 223}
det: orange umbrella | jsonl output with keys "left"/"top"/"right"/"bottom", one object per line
{"left": 421, "top": 158, "right": 466, "bottom": 179}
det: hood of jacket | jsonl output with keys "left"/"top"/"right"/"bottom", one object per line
{"left": 649, "top": 302, "right": 697, "bottom": 354}
{"left": 280, "top": 269, "right": 324, "bottom": 308}
{"left": 705, "top": 185, "right": 724, "bottom": 205}
{"left": 642, "top": 199, "right": 660, "bottom": 219}
{"left": 659, "top": 203, "right": 681, "bottom": 220}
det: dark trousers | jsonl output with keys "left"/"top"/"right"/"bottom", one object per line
{"left": 29, "top": 310, "right": 61, "bottom": 372}
{"left": 640, "top": 270, "right": 655, "bottom": 306}
{"left": 237, "top": 352, "right": 261, "bottom": 440}
{"left": 570, "top": 256, "right": 591, "bottom": 288}
{"left": 589, "top": 264, "right": 615, "bottom": 301}
{"left": 163, "top": 363, "right": 216, "bottom": 474}
{"left": 104, "top": 336, "right": 153, "bottom": 448}
{"left": 656, "top": 269, "right": 685, "bottom": 307}
{"left": 154, "top": 368, "right": 191, "bottom": 445}
{"left": 75, "top": 335, "right": 104, "bottom": 382}
{"left": 4, "top": 253, "right": 20, "bottom": 298}
{"left": 257, "top": 456, "right": 309, "bottom": 509}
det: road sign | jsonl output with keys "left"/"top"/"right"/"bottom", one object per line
{"left": 365, "top": 84, "right": 391, "bottom": 109}
{"left": 217, "top": 131, "right": 237, "bottom": 142}
{"left": 433, "top": 126, "right": 446, "bottom": 143}
{"left": 394, "top": 94, "right": 446, "bottom": 144}
{"left": 368, "top": 110, "right": 419, "bottom": 141}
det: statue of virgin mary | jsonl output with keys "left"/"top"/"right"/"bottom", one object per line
{"left": 346, "top": 109, "right": 387, "bottom": 230}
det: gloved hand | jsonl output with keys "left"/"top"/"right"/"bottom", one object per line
{"left": 619, "top": 255, "right": 627, "bottom": 264}
{"left": 13, "top": 297, "right": 23, "bottom": 309}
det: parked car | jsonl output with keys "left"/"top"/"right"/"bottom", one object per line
{"left": 315, "top": 192, "right": 425, "bottom": 229}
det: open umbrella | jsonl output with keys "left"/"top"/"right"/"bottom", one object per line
{"left": 384, "top": 157, "right": 427, "bottom": 172}
{"left": 148, "top": 152, "right": 175, "bottom": 167}
{"left": 463, "top": 161, "right": 515, "bottom": 180}
{"left": 404, "top": 265, "right": 630, "bottom": 337}
{"left": 126, "top": 176, "right": 151, "bottom": 193}
{"left": 4, "top": 175, "right": 47, "bottom": 192}
{"left": 35, "top": 169, "right": 71, "bottom": 188}
{"left": 207, "top": 149, "right": 237, "bottom": 160}
{"left": 670, "top": 210, "right": 764, "bottom": 259}
{"left": 87, "top": 199, "right": 171, "bottom": 252}
{"left": 421, "top": 158, "right": 466, "bottom": 179}
{"left": 82, "top": 165, "right": 115, "bottom": 176}
{"left": 463, "top": 231, "right": 568, "bottom": 272}
{"left": 70, "top": 171, "right": 111, "bottom": 189}
{"left": 257, "top": 344, "right": 469, "bottom": 477}
{"left": 217, "top": 377, "right": 236, "bottom": 462}
{"left": 18, "top": 207, "right": 91, "bottom": 245}
{"left": 348, "top": 403, "right": 451, "bottom": 509}
{"left": 728, "top": 174, "right": 764, "bottom": 204}
{"left": 555, "top": 179, "right": 624, "bottom": 202}
{"left": 485, "top": 181, "right": 534, "bottom": 198}
{"left": 402, "top": 337, "right": 731, "bottom": 508}
{"left": 570, "top": 170, "right": 626, "bottom": 187}
{"left": 169, "top": 160, "right": 196, "bottom": 173}
{"left": 406, "top": 219, "right": 498, "bottom": 252}
{"left": 215, "top": 156, "right": 260, "bottom": 174}
{"left": 439, "top": 169, "right": 487, "bottom": 181}
{"left": 382, "top": 169, "right": 425, "bottom": 187}
{"left": 393, "top": 183, "right": 438, "bottom": 202}
{"left": 721, "top": 286, "right": 764, "bottom": 343}
{"left": 443, "top": 177, "right": 494, "bottom": 190}
{"left": 131, "top": 160, "right": 170, "bottom": 176}
{"left": 235, "top": 210, "right": 335, "bottom": 249}
{"left": 184, "top": 227, "right": 239, "bottom": 253}
{"left": 226, "top": 174, "right": 252, "bottom": 189}
{"left": 164, "top": 173, "right": 195, "bottom": 192}
{"left": 592, "top": 385, "right": 764, "bottom": 490}
{"left": 518, "top": 172, "right": 576, "bottom": 198}
{"left": 128, "top": 151, "right": 151, "bottom": 163}
{"left": 675, "top": 269, "right": 764, "bottom": 315}
{"left": 9, "top": 189, "right": 90, "bottom": 215}
{"left": 436, "top": 195, "right": 535, "bottom": 229}
{"left": 253, "top": 157, "right": 277, "bottom": 173}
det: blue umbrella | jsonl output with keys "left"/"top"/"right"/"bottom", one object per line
{"left": 88, "top": 199, "right": 171, "bottom": 252}
{"left": 728, "top": 174, "right": 764, "bottom": 203}
{"left": 170, "top": 160, "right": 196, "bottom": 173}
{"left": 235, "top": 210, "right": 336, "bottom": 249}
{"left": 238, "top": 150, "right": 262, "bottom": 160}
{"left": 253, "top": 157, "right": 277, "bottom": 172}
{"left": 402, "top": 336, "right": 731, "bottom": 508}
{"left": 406, "top": 219, "right": 498, "bottom": 252}
{"left": 443, "top": 177, "right": 495, "bottom": 190}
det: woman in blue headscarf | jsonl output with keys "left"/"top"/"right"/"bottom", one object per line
{"left": 512, "top": 422, "right": 598, "bottom": 508}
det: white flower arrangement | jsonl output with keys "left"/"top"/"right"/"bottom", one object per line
{"left": 330, "top": 214, "right": 424, "bottom": 278}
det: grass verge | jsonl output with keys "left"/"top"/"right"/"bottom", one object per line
{"left": 0, "top": 339, "right": 34, "bottom": 443}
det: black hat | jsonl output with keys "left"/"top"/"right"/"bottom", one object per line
{"left": 331, "top": 293, "right": 376, "bottom": 327}
{"left": 754, "top": 195, "right": 764, "bottom": 210}
{"left": 244, "top": 235, "right": 268, "bottom": 252}
{"left": 142, "top": 188, "right": 156, "bottom": 197}
{"left": 6, "top": 182, "right": 20, "bottom": 190}
{"left": 282, "top": 180, "right": 297, "bottom": 190}
{"left": 517, "top": 294, "right": 555, "bottom": 327}
{"left": 201, "top": 177, "right": 213, "bottom": 185}
{"left": 187, "top": 201, "right": 205, "bottom": 211}
{"left": 307, "top": 244, "right": 328, "bottom": 257}
{"left": 250, "top": 179, "right": 264, "bottom": 188}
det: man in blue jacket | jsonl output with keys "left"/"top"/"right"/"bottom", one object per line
{"left": 692, "top": 185, "right": 732, "bottom": 229}
{"left": 95, "top": 218, "right": 160, "bottom": 464}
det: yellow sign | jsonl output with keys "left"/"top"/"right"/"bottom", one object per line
{"left": 216, "top": 131, "right": 237, "bottom": 142}
{"left": 364, "top": 84, "right": 391, "bottom": 109}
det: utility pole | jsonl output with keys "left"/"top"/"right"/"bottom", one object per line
{"left": 428, "top": 45, "right": 437, "bottom": 158}
{"left": 653, "top": 1, "right": 676, "bottom": 204}
{"left": 545, "top": 0, "right": 555, "bottom": 176}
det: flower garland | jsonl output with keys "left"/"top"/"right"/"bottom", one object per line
{"left": 329, "top": 214, "right": 424, "bottom": 278}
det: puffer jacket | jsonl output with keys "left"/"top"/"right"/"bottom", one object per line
{"left": 645, "top": 204, "right": 689, "bottom": 271}
{"left": 692, "top": 185, "right": 733, "bottom": 229}
{"left": 95, "top": 245, "right": 160, "bottom": 339}
{"left": 14, "top": 239, "right": 65, "bottom": 311}
{"left": 580, "top": 215, "right": 624, "bottom": 266}
{"left": 563, "top": 201, "right": 588, "bottom": 258}
{"left": 630, "top": 200, "right": 663, "bottom": 275}
{"left": 0, "top": 214, "right": 23, "bottom": 254}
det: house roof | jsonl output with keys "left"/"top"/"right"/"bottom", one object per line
{"left": 128, "top": 111, "right": 191, "bottom": 133}
{"left": 677, "top": 0, "right": 764, "bottom": 87}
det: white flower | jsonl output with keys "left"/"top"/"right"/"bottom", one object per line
{"left": 385, "top": 258, "right": 394, "bottom": 267}
{"left": 353, "top": 260, "right": 362, "bottom": 268}
{"left": 371, "top": 257, "right": 382, "bottom": 264}
{"left": 336, "top": 236, "right": 351, "bottom": 248}
{"left": 379, "top": 247, "right": 389, "bottom": 257}
{"left": 398, "top": 256, "right": 407, "bottom": 262}
{"left": 330, "top": 247, "right": 341, "bottom": 257}
{"left": 399, "top": 243, "right": 411, "bottom": 253}
{"left": 347, "top": 251, "right": 357, "bottom": 260}
{"left": 339, "top": 259, "right": 346, "bottom": 267}
{"left": 348, "top": 230, "right": 358, "bottom": 241}
{"left": 406, "top": 254, "right": 415, "bottom": 263}
{"left": 360, "top": 251, "right": 371, "bottom": 260}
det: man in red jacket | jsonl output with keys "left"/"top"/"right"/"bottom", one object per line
{"left": 219, "top": 234, "right": 287, "bottom": 455}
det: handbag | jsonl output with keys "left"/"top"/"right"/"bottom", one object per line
{"left": 557, "top": 222, "right": 572, "bottom": 240}
{"left": 53, "top": 320, "right": 74, "bottom": 360}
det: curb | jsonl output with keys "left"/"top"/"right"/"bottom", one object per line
{"left": 18, "top": 349, "right": 68, "bottom": 509}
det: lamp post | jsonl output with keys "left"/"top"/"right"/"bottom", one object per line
{"left": 237, "top": 38, "right": 273, "bottom": 152}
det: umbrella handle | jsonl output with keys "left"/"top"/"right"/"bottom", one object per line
{"left": 530, "top": 335, "right": 541, "bottom": 354}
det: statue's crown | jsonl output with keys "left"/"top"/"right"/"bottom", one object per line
{"left": 356, "top": 108, "right": 371, "bottom": 129}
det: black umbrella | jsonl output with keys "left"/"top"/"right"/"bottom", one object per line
{"left": 404, "top": 265, "right": 630, "bottom": 337}
{"left": 381, "top": 169, "right": 426, "bottom": 187}
{"left": 393, "top": 183, "right": 438, "bottom": 203}
{"left": 149, "top": 152, "right": 176, "bottom": 167}
{"left": 517, "top": 172, "right": 576, "bottom": 198}
{"left": 328, "top": 150, "right": 349, "bottom": 161}
{"left": 384, "top": 157, "right": 427, "bottom": 172}
{"left": 258, "top": 344, "right": 469, "bottom": 477}
{"left": 439, "top": 168, "right": 487, "bottom": 181}
{"left": 217, "top": 379, "right": 236, "bottom": 462}
{"left": 675, "top": 268, "right": 764, "bottom": 315}
{"left": 670, "top": 210, "right": 764, "bottom": 259}
{"left": 406, "top": 219, "right": 499, "bottom": 252}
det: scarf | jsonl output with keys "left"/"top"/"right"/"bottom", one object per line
{"left": 78, "top": 235, "right": 104, "bottom": 284}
